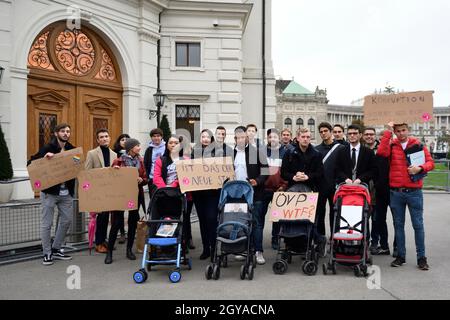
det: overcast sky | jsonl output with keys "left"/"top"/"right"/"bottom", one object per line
{"left": 272, "top": 0, "right": 450, "bottom": 107}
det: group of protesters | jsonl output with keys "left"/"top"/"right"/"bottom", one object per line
{"left": 29, "top": 119, "right": 434, "bottom": 271}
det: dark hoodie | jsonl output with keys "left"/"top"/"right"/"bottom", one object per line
{"left": 27, "top": 138, "right": 76, "bottom": 196}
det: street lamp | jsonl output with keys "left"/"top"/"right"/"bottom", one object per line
{"left": 0, "top": 66, "right": 4, "bottom": 84}
{"left": 149, "top": 89, "right": 166, "bottom": 127}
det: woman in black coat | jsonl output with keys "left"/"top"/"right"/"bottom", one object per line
{"left": 191, "top": 129, "right": 220, "bottom": 260}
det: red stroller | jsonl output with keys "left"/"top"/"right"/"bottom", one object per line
{"left": 323, "top": 183, "right": 372, "bottom": 277}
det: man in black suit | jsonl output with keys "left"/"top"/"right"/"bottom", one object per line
{"left": 335, "top": 124, "right": 376, "bottom": 186}
{"left": 233, "top": 126, "right": 268, "bottom": 265}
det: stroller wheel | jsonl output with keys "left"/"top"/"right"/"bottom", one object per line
{"left": 353, "top": 265, "right": 362, "bottom": 278}
{"left": 169, "top": 270, "right": 182, "bottom": 283}
{"left": 222, "top": 256, "right": 228, "bottom": 268}
{"left": 331, "top": 263, "right": 337, "bottom": 275}
{"left": 361, "top": 264, "right": 368, "bottom": 277}
{"left": 302, "top": 261, "right": 318, "bottom": 276}
{"left": 133, "top": 270, "right": 147, "bottom": 284}
{"left": 240, "top": 265, "right": 247, "bottom": 280}
{"left": 212, "top": 264, "right": 220, "bottom": 280}
{"left": 205, "top": 265, "right": 213, "bottom": 280}
{"left": 247, "top": 264, "right": 255, "bottom": 280}
{"left": 322, "top": 263, "right": 328, "bottom": 275}
{"left": 273, "top": 260, "right": 288, "bottom": 275}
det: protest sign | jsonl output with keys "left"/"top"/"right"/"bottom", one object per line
{"left": 176, "top": 157, "right": 235, "bottom": 193}
{"left": 364, "top": 91, "right": 434, "bottom": 126}
{"left": 27, "top": 147, "right": 84, "bottom": 192}
{"left": 269, "top": 192, "right": 318, "bottom": 223}
{"left": 78, "top": 167, "right": 139, "bottom": 212}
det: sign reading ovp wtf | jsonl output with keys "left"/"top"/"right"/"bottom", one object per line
{"left": 269, "top": 192, "right": 318, "bottom": 223}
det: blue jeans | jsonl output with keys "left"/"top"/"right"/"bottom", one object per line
{"left": 252, "top": 201, "right": 265, "bottom": 252}
{"left": 390, "top": 189, "right": 426, "bottom": 260}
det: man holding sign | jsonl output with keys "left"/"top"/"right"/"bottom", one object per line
{"left": 377, "top": 122, "right": 434, "bottom": 271}
{"left": 27, "top": 123, "right": 76, "bottom": 266}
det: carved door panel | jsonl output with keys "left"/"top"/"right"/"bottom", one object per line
{"left": 78, "top": 86, "right": 122, "bottom": 151}
{"left": 27, "top": 79, "right": 76, "bottom": 159}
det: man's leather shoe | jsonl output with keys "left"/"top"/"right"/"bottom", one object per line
{"left": 126, "top": 248, "right": 136, "bottom": 260}
{"left": 96, "top": 244, "right": 108, "bottom": 254}
{"left": 104, "top": 251, "right": 113, "bottom": 264}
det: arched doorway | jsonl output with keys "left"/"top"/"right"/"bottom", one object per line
{"left": 27, "top": 22, "right": 123, "bottom": 158}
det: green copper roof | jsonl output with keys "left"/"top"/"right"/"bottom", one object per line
{"left": 283, "top": 81, "right": 313, "bottom": 95}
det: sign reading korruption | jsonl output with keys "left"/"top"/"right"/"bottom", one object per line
{"left": 364, "top": 91, "right": 434, "bottom": 126}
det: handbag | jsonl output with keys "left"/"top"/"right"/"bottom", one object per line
{"left": 136, "top": 217, "right": 148, "bottom": 253}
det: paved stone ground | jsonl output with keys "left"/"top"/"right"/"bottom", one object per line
{"left": 1, "top": 192, "right": 449, "bottom": 300}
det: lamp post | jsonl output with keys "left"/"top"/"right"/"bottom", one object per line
{"left": 0, "top": 66, "right": 4, "bottom": 84}
{"left": 149, "top": 89, "right": 166, "bottom": 127}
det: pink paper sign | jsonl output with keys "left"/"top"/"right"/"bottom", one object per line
{"left": 182, "top": 178, "right": 190, "bottom": 186}
{"left": 82, "top": 182, "right": 91, "bottom": 191}
{"left": 34, "top": 180, "right": 42, "bottom": 189}
{"left": 422, "top": 113, "right": 431, "bottom": 122}
{"left": 127, "top": 201, "right": 135, "bottom": 209}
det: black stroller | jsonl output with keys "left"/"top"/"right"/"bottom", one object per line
{"left": 133, "top": 188, "right": 192, "bottom": 284}
{"left": 272, "top": 184, "right": 324, "bottom": 276}
{"left": 205, "top": 180, "right": 256, "bottom": 281}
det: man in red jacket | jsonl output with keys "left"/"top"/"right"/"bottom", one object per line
{"left": 377, "top": 121, "right": 434, "bottom": 270}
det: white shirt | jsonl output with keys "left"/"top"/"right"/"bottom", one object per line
{"left": 401, "top": 140, "right": 409, "bottom": 150}
{"left": 350, "top": 143, "right": 361, "bottom": 167}
{"left": 234, "top": 147, "right": 248, "bottom": 181}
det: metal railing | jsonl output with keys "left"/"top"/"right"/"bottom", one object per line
{"left": 0, "top": 178, "right": 89, "bottom": 264}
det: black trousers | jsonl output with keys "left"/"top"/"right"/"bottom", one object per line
{"left": 108, "top": 210, "right": 140, "bottom": 251}
{"left": 371, "top": 191, "right": 390, "bottom": 249}
{"left": 316, "top": 189, "right": 335, "bottom": 236}
{"left": 95, "top": 212, "right": 110, "bottom": 245}
{"left": 193, "top": 192, "right": 219, "bottom": 253}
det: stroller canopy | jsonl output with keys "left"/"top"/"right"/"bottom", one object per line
{"left": 219, "top": 180, "right": 254, "bottom": 208}
{"left": 333, "top": 184, "right": 371, "bottom": 206}
{"left": 147, "top": 187, "right": 186, "bottom": 220}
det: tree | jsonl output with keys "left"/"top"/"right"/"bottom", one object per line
{"left": 351, "top": 118, "right": 365, "bottom": 129}
{"left": 159, "top": 114, "right": 172, "bottom": 142}
{"left": 0, "top": 124, "right": 13, "bottom": 180}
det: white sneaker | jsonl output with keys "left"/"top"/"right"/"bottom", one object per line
{"left": 234, "top": 255, "right": 245, "bottom": 261}
{"left": 256, "top": 251, "right": 265, "bottom": 265}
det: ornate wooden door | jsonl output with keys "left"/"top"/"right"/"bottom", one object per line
{"left": 27, "top": 22, "right": 123, "bottom": 158}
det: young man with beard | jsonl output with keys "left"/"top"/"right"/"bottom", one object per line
{"left": 28, "top": 124, "right": 76, "bottom": 265}
{"left": 85, "top": 129, "right": 117, "bottom": 254}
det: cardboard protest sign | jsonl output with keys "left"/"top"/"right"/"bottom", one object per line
{"left": 364, "top": 91, "right": 434, "bottom": 126}
{"left": 27, "top": 147, "right": 84, "bottom": 192}
{"left": 176, "top": 157, "right": 235, "bottom": 193}
{"left": 269, "top": 192, "right": 319, "bottom": 223}
{"left": 78, "top": 167, "right": 139, "bottom": 212}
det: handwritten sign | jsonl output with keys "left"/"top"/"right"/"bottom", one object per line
{"left": 27, "top": 148, "right": 84, "bottom": 192}
{"left": 364, "top": 91, "right": 434, "bottom": 126}
{"left": 78, "top": 167, "right": 139, "bottom": 212}
{"left": 269, "top": 192, "right": 318, "bottom": 223}
{"left": 176, "top": 157, "right": 235, "bottom": 193}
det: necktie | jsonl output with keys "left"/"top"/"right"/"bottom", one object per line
{"left": 351, "top": 148, "right": 356, "bottom": 168}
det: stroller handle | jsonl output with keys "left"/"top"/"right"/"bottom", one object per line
{"left": 336, "top": 182, "right": 369, "bottom": 189}
{"left": 147, "top": 219, "right": 182, "bottom": 224}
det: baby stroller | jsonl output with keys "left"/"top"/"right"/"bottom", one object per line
{"left": 133, "top": 188, "right": 192, "bottom": 284}
{"left": 272, "top": 183, "right": 324, "bottom": 276}
{"left": 323, "top": 183, "right": 372, "bottom": 277}
{"left": 205, "top": 180, "right": 256, "bottom": 281}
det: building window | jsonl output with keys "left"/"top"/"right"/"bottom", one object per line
{"left": 176, "top": 42, "right": 201, "bottom": 67}
{"left": 308, "top": 118, "right": 315, "bottom": 137}
{"left": 176, "top": 105, "right": 200, "bottom": 143}
{"left": 296, "top": 118, "right": 304, "bottom": 129}
{"left": 284, "top": 118, "right": 292, "bottom": 130}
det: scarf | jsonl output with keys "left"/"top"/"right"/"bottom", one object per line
{"left": 120, "top": 154, "right": 141, "bottom": 169}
